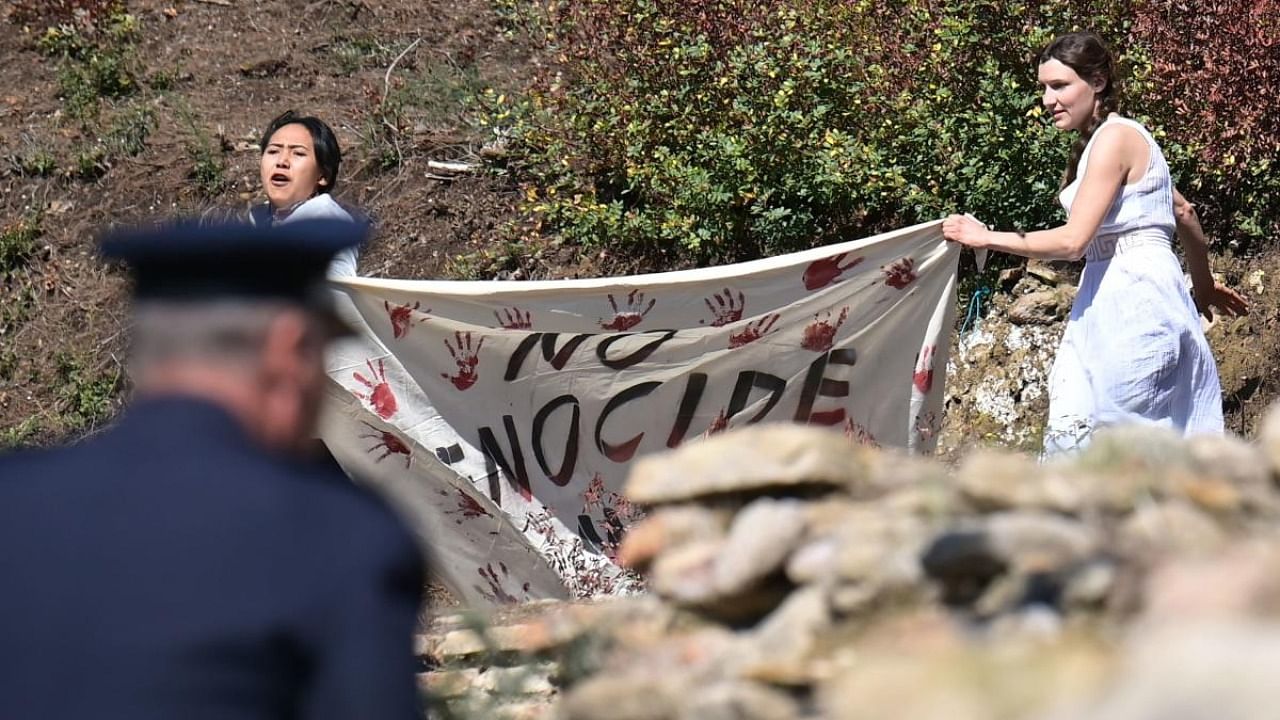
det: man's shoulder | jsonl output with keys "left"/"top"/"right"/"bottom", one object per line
{"left": 0, "top": 437, "right": 105, "bottom": 489}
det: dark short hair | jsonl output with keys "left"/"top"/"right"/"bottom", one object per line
{"left": 259, "top": 110, "right": 342, "bottom": 194}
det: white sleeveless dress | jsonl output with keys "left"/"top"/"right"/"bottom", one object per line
{"left": 1043, "top": 116, "right": 1224, "bottom": 455}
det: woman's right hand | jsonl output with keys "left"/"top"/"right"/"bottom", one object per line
{"left": 1194, "top": 281, "right": 1251, "bottom": 320}
{"left": 942, "top": 214, "right": 989, "bottom": 248}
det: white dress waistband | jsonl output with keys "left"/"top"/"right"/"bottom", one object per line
{"left": 1084, "top": 228, "right": 1172, "bottom": 263}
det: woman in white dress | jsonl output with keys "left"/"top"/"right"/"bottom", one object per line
{"left": 252, "top": 110, "right": 360, "bottom": 278}
{"left": 943, "top": 31, "right": 1248, "bottom": 454}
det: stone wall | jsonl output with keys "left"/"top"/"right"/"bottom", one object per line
{"left": 420, "top": 404, "right": 1280, "bottom": 720}
{"left": 941, "top": 253, "right": 1280, "bottom": 454}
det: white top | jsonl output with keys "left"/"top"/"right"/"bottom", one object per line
{"left": 1059, "top": 116, "right": 1176, "bottom": 237}
{"left": 251, "top": 194, "right": 361, "bottom": 278}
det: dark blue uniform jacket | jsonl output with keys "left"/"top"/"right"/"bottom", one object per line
{"left": 0, "top": 397, "right": 425, "bottom": 720}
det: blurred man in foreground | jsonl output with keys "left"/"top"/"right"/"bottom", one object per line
{"left": 0, "top": 219, "right": 425, "bottom": 719}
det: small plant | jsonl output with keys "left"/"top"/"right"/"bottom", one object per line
{"left": 71, "top": 143, "right": 109, "bottom": 180}
{"left": 331, "top": 35, "right": 392, "bottom": 76}
{"left": 53, "top": 351, "right": 121, "bottom": 435}
{"left": 176, "top": 101, "right": 228, "bottom": 197}
{"left": 11, "top": 148, "right": 58, "bottom": 177}
{"left": 350, "top": 37, "right": 494, "bottom": 176}
{"left": 106, "top": 102, "right": 154, "bottom": 156}
{"left": 0, "top": 213, "right": 42, "bottom": 277}
{"left": 0, "top": 275, "right": 39, "bottom": 338}
{"left": 146, "top": 64, "right": 181, "bottom": 91}
{"left": 354, "top": 83, "right": 406, "bottom": 173}
{"left": 36, "top": 6, "right": 141, "bottom": 119}
{"left": 1, "top": 417, "right": 45, "bottom": 450}
{"left": 189, "top": 139, "right": 228, "bottom": 197}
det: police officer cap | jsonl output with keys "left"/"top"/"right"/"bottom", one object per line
{"left": 100, "top": 217, "right": 368, "bottom": 329}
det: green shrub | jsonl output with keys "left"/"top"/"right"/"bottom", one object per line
{"left": 1125, "top": 0, "right": 1280, "bottom": 250}
{"left": 11, "top": 148, "right": 58, "bottom": 177}
{"left": 53, "top": 351, "right": 121, "bottom": 435}
{"left": 0, "top": 213, "right": 42, "bottom": 277}
{"left": 489, "top": 0, "right": 1276, "bottom": 265}
{"left": 189, "top": 141, "right": 228, "bottom": 197}
{"left": 331, "top": 35, "right": 395, "bottom": 76}
{"left": 72, "top": 143, "right": 109, "bottom": 180}
{"left": 350, "top": 39, "right": 495, "bottom": 175}
{"left": 36, "top": 6, "right": 140, "bottom": 119}
{"left": 177, "top": 102, "right": 228, "bottom": 196}
{"left": 106, "top": 102, "right": 154, "bottom": 156}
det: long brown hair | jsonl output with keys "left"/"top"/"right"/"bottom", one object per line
{"left": 1040, "top": 32, "right": 1121, "bottom": 188}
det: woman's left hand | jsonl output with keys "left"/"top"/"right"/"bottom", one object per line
{"left": 1194, "top": 281, "right": 1251, "bottom": 320}
{"left": 942, "top": 214, "right": 989, "bottom": 248}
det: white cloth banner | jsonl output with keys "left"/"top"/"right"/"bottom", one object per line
{"left": 319, "top": 219, "right": 959, "bottom": 606}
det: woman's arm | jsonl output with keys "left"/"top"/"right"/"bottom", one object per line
{"left": 1174, "top": 189, "right": 1249, "bottom": 317}
{"left": 943, "top": 124, "right": 1140, "bottom": 260}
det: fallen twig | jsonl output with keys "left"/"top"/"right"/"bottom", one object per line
{"left": 426, "top": 160, "right": 477, "bottom": 176}
{"left": 383, "top": 37, "right": 423, "bottom": 100}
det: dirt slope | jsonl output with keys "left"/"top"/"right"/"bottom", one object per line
{"left": 1, "top": 0, "right": 1276, "bottom": 448}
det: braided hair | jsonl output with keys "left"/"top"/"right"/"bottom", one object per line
{"left": 1040, "top": 32, "right": 1121, "bottom": 188}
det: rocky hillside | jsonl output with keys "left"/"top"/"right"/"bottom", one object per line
{"left": 2, "top": 0, "right": 1277, "bottom": 450}
{"left": 421, "top": 410, "right": 1280, "bottom": 719}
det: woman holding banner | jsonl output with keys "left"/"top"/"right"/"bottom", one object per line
{"left": 252, "top": 110, "right": 360, "bottom": 277}
{"left": 942, "top": 31, "right": 1248, "bottom": 454}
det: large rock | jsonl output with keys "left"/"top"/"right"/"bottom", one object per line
{"left": 626, "top": 425, "right": 868, "bottom": 504}
{"left": 984, "top": 512, "right": 1099, "bottom": 575}
{"left": 732, "top": 586, "right": 833, "bottom": 684}
{"left": 957, "top": 449, "right": 1082, "bottom": 513}
{"left": 1118, "top": 500, "right": 1227, "bottom": 559}
{"left": 1007, "top": 286, "right": 1075, "bottom": 325}
{"left": 1054, "top": 622, "right": 1280, "bottom": 720}
{"left": 649, "top": 538, "right": 791, "bottom": 621}
{"left": 824, "top": 511, "right": 931, "bottom": 615}
{"left": 677, "top": 681, "right": 802, "bottom": 720}
{"left": 1184, "top": 433, "right": 1278, "bottom": 517}
{"left": 819, "top": 637, "right": 1112, "bottom": 720}
{"left": 714, "top": 497, "right": 808, "bottom": 595}
{"left": 617, "top": 505, "right": 734, "bottom": 570}
{"left": 1142, "top": 543, "right": 1280, "bottom": 621}
{"left": 558, "top": 675, "right": 688, "bottom": 720}
{"left": 1043, "top": 425, "right": 1199, "bottom": 514}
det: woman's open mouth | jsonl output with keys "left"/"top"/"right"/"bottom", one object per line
{"left": 270, "top": 173, "right": 291, "bottom": 186}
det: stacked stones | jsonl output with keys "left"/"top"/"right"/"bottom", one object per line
{"left": 940, "top": 260, "right": 1075, "bottom": 453}
{"left": 549, "top": 405, "right": 1280, "bottom": 720}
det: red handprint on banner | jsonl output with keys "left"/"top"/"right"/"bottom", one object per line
{"left": 477, "top": 563, "right": 519, "bottom": 604}
{"left": 803, "top": 252, "right": 864, "bottom": 291}
{"left": 843, "top": 418, "right": 881, "bottom": 448}
{"left": 360, "top": 421, "right": 411, "bottom": 467}
{"left": 728, "top": 313, "right": 780, "bottom": 348}
{"left": 384, "top": 300, "right": 429, "bottom": 339}
{"left": 701, "top": 288, "right": 746, "bottom": 327}
{"left": 441, "top": 331, "right": 484, "bottom": 391}
{"left": 704, "top": 408, "right": 730, "bottom": 437}
{"left": 882, "top": 257, "right": 918, "bottom": 289}
{"left": 599, "top": 290, "right": 656, "bottom": 331}
{"left": 914, "top": 411, "right": 940, "bottom": 443}
{"left": 494, "top": 306, "right": 533, "bottom": 330}
{"left": 353, "top": 358, "right": 398, "bottom": 419}
{"left": 452, "top": 490, "right": 493, "bottom": 520}
{"left": 801, "top": 306, "right": 850, "bottom": 352}
{"left": 914, "top": 345, "right": 936, "bottom": 394}
{"left": 582, "top": 473, "right": 607, "bottom": 512}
